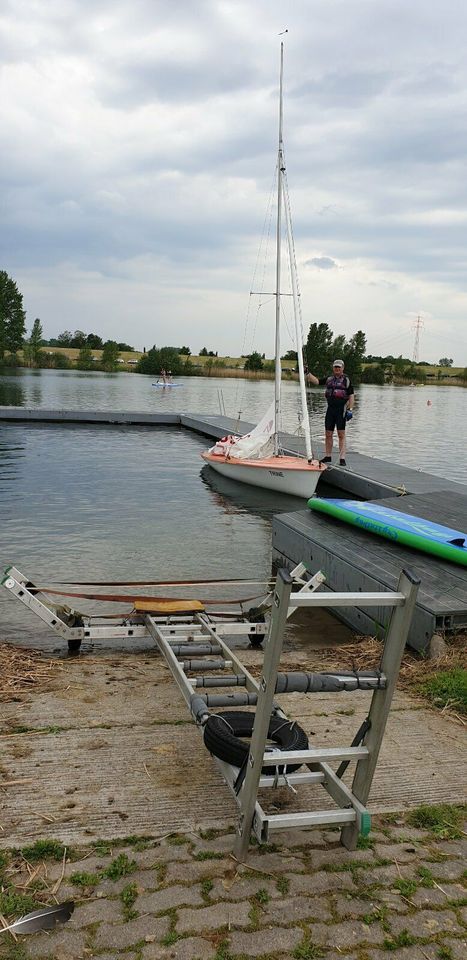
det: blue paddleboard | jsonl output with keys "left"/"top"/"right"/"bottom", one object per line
{"left": 308, "top": 498, "right": 467, "bottom": 567}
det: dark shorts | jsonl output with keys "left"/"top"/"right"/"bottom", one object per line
{"left": 325, "top": 404, "right": 346, "bottom": 432}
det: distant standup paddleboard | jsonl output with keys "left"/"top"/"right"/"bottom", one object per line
{"left": 151, "top": 382, "right": 182, "bottom": 387}
{"left": 308, "top": 498, "right": 467, "bottom": 567}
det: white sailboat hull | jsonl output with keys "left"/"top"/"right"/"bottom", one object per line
{"left": 202, "top": 452, "right": 325, "bottom": 499}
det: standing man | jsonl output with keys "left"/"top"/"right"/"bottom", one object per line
{"left": 306, "top": 359, "right": 354, "bottom": 466}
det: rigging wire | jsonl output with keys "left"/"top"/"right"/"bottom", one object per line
{"left": 281, "top": 155, "right": 317, "bottom": 449}
{"left": 234, "top": 167, "right": 277, "bottom": 425}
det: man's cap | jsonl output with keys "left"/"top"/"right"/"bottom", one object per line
{"left": 333, "top": 359, "right": 344, "bottom": 367}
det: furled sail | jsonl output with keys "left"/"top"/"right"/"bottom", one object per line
{"left": 208, "top": 402, "right": 276, "bottom": 460}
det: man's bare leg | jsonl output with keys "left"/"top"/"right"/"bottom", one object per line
{"left": 337, "top": 429, "right": 346, "bottom": 459}
{"left": 325, "top": 430, "right": 333, "bottom": 457}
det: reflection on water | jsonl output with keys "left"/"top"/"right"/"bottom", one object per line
{"left": 0, "top": 369, "right": 464, "bottom": 651}
{"left": 0, "top": 376, "right": 25, "bottom": 407}
{"left": 1, "top": 368, "right": 465, "bottom": 481}
{"left": 200, "top": 464, "right": 307, "bottom": 520}
{"left": 0, "top": 425, "right": 275, "bottom": 649}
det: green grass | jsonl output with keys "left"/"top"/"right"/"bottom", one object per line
{"left": 0, "top": 889, "right": 39, "bottom": 918}
{"left": 356, "top": 836, "right": 374, "bottom": 850}
{"left": 166, "top": 833, "right": 191, "bottom": 846}
{"left": 406, "top": 803, "right": 466, "bottom": 840}
{"left": 213, "top": 940, "right": 233, "bottom": 960}
{"left": 70, "top": 870, "right": 100, "bottom": 888}
{"left": 417, "top": 866, "right": 435, "bottom": 888}
{"left": 419, "top": 668, "right": 467, "bottom": 715}
{"left": 437, "top": 948, "right": 454, "bottom": 960}
{"left": 383, "top": 930, "right": 417, "bottom": 950}
{"left": 102, "top": 853, "right": 137, "bottom": 880}
{"left": 193, "top": 850, "right": 224, "bottom": 861}
{"left": 19, "top": 839, "right": 67, "bottom": 862}
{"left": 293, "top": 936, "right": 325, "bottom": 959}
{"left": 363, "top": 906, "right": 388, "bottom": 926}
{"left": 120, "top": 881, "right": 138, "bottom": 921}
{"left": 0, "top": 944, "right": 29, "bottom": 960}
{"left": 394, "top": 878, "right": 418, "bottom": 897}
{"left": 161, "top": 930, "right": 180, "bottom": 946}
{"left": 276, "top": 875, "right": 290, "bottom": 894}
{"left": 201, "top": 878, "right": 214, "bottom": 898}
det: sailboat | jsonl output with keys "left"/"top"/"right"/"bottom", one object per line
{"left": 201, "top": 45, "right": 326, "bottom": 498}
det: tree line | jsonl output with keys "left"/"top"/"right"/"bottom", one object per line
{"left": 2, "top": 270, "right": 465, "bottom": 382}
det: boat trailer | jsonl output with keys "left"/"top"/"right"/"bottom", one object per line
{"left": 2, "top": 564, "right": 419, "bottom": 858}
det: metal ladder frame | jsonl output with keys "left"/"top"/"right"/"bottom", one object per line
{"left": 144, "top": 566, "right": 419, "bottom": 859}
{"left": 231, "top": 566, "right": 419, "bottom": 858}
{"left": 2, "top": 563, "right": 419, "bottom": 858}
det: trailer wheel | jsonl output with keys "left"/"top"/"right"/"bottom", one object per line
{"left": 248, "top": 634, "right": 264, "bottom": 648}
{"left": 67, "top": 638, "right": 82, "bottom": 655}
{"left": 203, "top": 710, "right": 308, "bottom": 772}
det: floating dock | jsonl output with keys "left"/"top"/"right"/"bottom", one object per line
{"left": 1, "top": 406, "right": 466, "bottom": 651}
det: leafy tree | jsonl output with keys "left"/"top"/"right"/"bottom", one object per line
{"left": 360, "top": 363, "right": 385, "bottom": 384}
{"left": 439, "top": 357, "right": 453, "bottom": 367}
{"left": 137, "top": 346, "right": 184, "bottom": 376}
{"left": 101, "top": 340, "right": 120, "bottom": 371}
{"left": 57, "top": 331, "right": 74, "bottom": 346}
{"left": 72, "top": 330, "right": 86, "bottom": 348}
{"left": 178, "top": 346, "right": 191, "bottom": 355}
{"left": 77, "top": 344, "right": 94, "bottom": 369}
{"left": 244, "top": 351, "right": 264, "bottom": 371}
{"left": 305, "top": 322, "right": 333, "bottom": 377}
{"left": 403, "top": 363, "right": 425, "bottom": 382}
{"left": 282, "top": 349, "right": 297, "bottom": 361}
{"left": 343, "top": 330, "right": 367, "bottom": 383}
{"left": 117, "top": 342, "right": 134, "bottom": 351}
{"left": 0, "top": 270, "right": 26, "bottom": 359}
{"left": 86, "top": 333, "right": 103, "bottom": 349}
{"left": 199, "top": 347, "right": 217, "bottom": 357}
{"left": 330, "top": 334, "right": 346, "bottom": 364}
{"left": 51, "top": 352, "right": 73, "bottom": 369}
{"left": 28, "top": 318, "right": 44, "bottom": 366}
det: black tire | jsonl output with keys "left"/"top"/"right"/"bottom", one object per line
{"left": 248, "top": 635, "right": 264, "bottom": 648}
{"left": 203, "top": 710, "right": 308, "bottom": 772}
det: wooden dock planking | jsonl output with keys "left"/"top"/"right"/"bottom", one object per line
{"left": 272, "top": 500, "right": 467, "bottom": 650}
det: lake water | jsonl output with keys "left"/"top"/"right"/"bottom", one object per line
{"left": 0, "top": 369, "right": 464, "bottom": 649}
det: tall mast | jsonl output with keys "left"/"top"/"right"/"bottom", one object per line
{"left": 282, "top": 173, "right": 313, "bottom": 461}
{"left": 273, "top": 42, "right": 284, "bottom": 456}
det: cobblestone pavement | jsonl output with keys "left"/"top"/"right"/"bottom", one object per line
{"left": 0, "top": 810, "right": 465, "bottom": 960}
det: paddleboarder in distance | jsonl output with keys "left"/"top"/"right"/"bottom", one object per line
{"left": 306, "top": 359, "right": 354, "bottom": 466}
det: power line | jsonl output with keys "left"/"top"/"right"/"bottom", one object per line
{"left": 412, "top": 315, "right": 424, "bottom": 363}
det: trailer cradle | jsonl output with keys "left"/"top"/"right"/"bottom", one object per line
{"left": 2, "top": 563, "right": 419, "bottom": 858}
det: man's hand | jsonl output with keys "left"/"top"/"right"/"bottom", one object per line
{"left": 345, "top": 410, "right": 353, "bottom": 421}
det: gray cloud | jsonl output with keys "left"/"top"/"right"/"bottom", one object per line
{"left": 305, "top": 257, "right": 338, "bottom": 270}
{"left": 1, "top": 0, "right": 467, "bottom": 361}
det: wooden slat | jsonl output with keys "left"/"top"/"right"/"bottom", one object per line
{"left": 134, "top": 598, "right": 205, "bottom": 613}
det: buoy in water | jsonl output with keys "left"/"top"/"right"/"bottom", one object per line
{"left": 427, "top": 400, "right": 432, "bottom": 406}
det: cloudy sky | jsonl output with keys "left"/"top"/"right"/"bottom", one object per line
{"left": 2, "top": 0, "right": 467, "bottom": 363}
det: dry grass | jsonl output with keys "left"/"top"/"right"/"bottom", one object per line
{"left": 1, "top": 632, "right": 465, "bottom": 720}
{"left": 0, "top": 644, "right": 65, "bottom": 700}
{"left": 298, "top": 633, "right": 467, "bottom": 723}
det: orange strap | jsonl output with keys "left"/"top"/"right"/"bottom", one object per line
{"left": 35, "top": 587, "right": 264, "bottom": 607}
